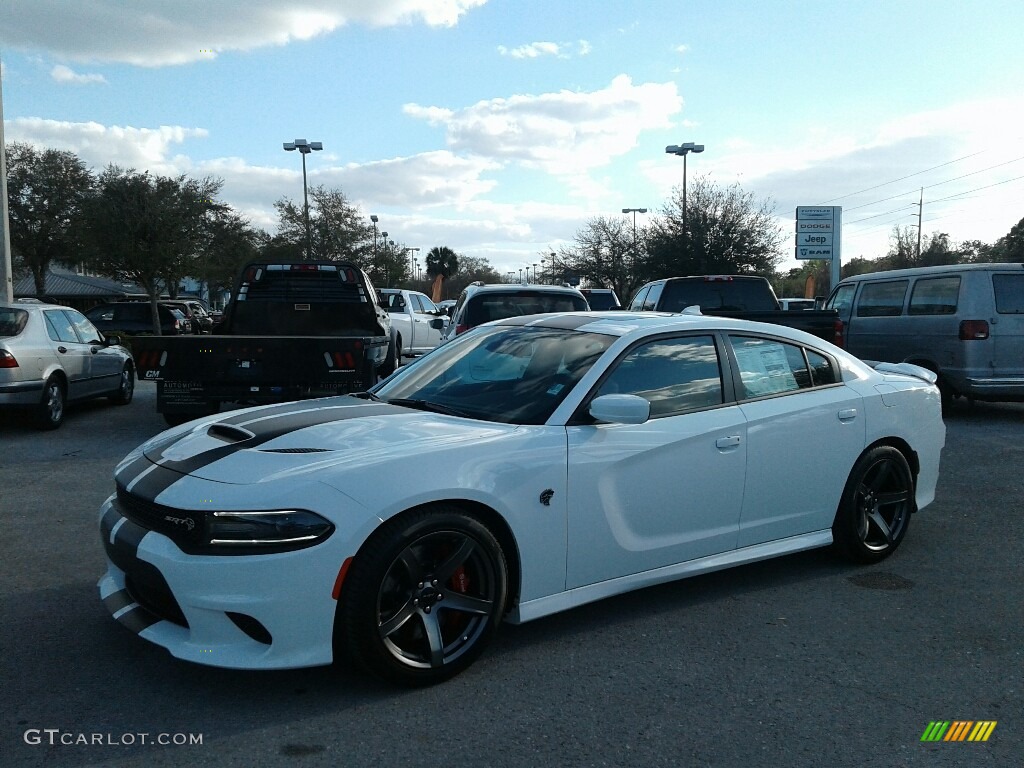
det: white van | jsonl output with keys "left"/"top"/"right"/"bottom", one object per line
{"left": 827, "top": 263, "right": 1024, "bottom": 405}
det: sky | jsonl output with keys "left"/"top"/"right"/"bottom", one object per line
{"left": 2, "top": 0, "right": 1024, "bottom": 280}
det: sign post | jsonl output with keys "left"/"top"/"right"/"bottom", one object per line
{"left": 795, "top": 206, "right": 842, "bottom": 295}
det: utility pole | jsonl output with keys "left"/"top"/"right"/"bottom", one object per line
{"left": 915, "top": 187, "right": 923, "bottom": 261}
{"left": 0, "top": 57, "right": 14, "bottom": 303}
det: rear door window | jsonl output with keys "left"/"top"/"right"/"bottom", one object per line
{"left": 44, "top": 310, "right": 81, "bottom": 343}
{"left": 855, "top": 280, "right": 908, "bottom": 317}
{"left": 993, "top": 274, "right": 1024, "bottom": 313}
{"left": 729, "top": 336, "right": 838, "bottom": 398}
{"left": 909, "top": 276, "right": 960, "bottom": 315}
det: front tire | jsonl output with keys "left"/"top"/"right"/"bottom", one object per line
{"left": 339, "top": 506, "right": 508, "bottom": 686}
{"left": 110, "top": 363, "right": 135, "bottom": 405}
{"left": 832, "top": 446, "right": 914, "bottom": 563}
{"left": 36, "top": 376, "right": 66, "bottom": 430}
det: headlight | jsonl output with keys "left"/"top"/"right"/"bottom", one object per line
{"left": 205, "top": 509, "right": 334, "bottom": 553}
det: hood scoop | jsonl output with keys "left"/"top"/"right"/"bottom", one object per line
{"left": 207, "top": 423, "right": 256, "bottom": 443}
{"left": 258, "top": 447, "right": 332, "bottom": 454}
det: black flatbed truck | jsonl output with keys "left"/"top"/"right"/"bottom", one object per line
{"left": 133, "top": 261, "right": 394, "bottom": 425}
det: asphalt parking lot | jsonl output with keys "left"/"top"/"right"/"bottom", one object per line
{"left": 1, "top": 383, "right": 1021, "bottom": 768}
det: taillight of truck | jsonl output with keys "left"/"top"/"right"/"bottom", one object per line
{"left": 833, "top": 318, "right": 845, "bottom": 348}
{"left": 959, "top": 320, "right": 989, "bottom": 340}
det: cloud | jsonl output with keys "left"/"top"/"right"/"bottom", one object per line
{"left": 4, "top": 117, "right": 207, "bottom": 173}
{"left": 50, "top": 64, "right": 107, "bottom": 85}
{"left": 675, "top": 44, "right": 690, "bottom": 55}
{"left": 497, "top": 42, "right": 565, "bottom": 59}
{"left": 405, "top": 75, "right": 683, "bottom": 176}
{"left": 497, "top": 40, "right": 592, "bottom": 59}
{"left": 1, "top": 0, "right": 489, "bottom": 66}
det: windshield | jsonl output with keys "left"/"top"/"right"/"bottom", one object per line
{"left": 374, "top": 325, "right": 614, "bottom": 424}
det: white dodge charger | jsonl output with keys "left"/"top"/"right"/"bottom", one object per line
{"left": 98, "top": 311, "right": 945, "bottom": 685}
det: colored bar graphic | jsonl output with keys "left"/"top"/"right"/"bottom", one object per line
{"left": 969, "top": 721, "right": 997, "bottom": 742}
{"left": 921, "top": 720, "right": 996, "bottom": 742}
{"left": 945, "top": 721, "right": 973, "bottom": 741}
{"left": 921, "top": 721, "right": 950, "bottom": 741}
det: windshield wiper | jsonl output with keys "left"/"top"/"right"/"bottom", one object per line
{"left": 351, "top": 391, "right": 383, "bottom": 401}
{"left": 385, "top": 398, "right": 473, "bottom": 418}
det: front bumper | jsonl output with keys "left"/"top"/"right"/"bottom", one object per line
{"left": 97, "top": 495, "right": 352, "bottom": 670}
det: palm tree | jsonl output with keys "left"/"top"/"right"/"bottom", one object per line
{"left": 425, "top": 246, "right": 459, "bottom": 302}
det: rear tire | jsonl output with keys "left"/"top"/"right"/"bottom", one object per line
{"left": 832, "top": 446, "right": 914, "bottom": 564}
{"left": 338, "top": 505, "right": 508, "bottom": 686}
{"left": 36, "top": 376, "right": 66, "bottom": 430}
{"left": 379, "top": 333, "right": 399, "bottom": 379}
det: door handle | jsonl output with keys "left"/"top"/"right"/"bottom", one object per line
{"left": 716, "top": 435, "right": 741, "bottom": 449}
{"left": 57, "top": 346, "right": 68, "bottom": 353}
{"left": 838, "top": 408, "right": 858, "bottom": 422}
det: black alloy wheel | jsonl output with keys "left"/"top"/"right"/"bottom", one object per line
{"left": 339, "top": 506, "right": 508, "bottom": 686}
{"left": 833, "top": 446, "right": 914, "bottom": 563}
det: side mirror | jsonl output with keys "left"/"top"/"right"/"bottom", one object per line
{"left": 588, "top": 394, "right": 650, "bottom": 424}
{"left": 429, "top": 318, "right": 445, "bottom": 330}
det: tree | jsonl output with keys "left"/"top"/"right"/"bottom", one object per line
{"left": 883, "top": 225, "right": 919, "bottom": 270}
{"left": 86, "top": 167, "right": 221, "bottom": 333}
{"left": 644, "top": 176, "right": 785, "bottom": 278}
{"left": 5, "top": 142, "right": 95, "bottom": 294}
{"left": 991, "top": 216, "right": 1024, "bottom": 263}
{"left": 425, "top": 246, "right": 459, "bottom": 302}
{"left": 273, "top": 185, "right": 370, "bottom": 264}
{"left": 558, "top": 216, "right": 640, "bottom": 302}
{"left": 194, "top": 211, "right": 261, "bottom": 304}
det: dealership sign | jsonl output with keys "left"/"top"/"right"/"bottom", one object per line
{"left": 795, "top": 207, "right": 841, "bottom": 261}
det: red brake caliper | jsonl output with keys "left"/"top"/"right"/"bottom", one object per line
{"left": 446, "top": 566, "right": 470, "bottom": 633}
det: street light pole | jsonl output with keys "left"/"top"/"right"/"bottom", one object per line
{"left": 370, "top": 214, "right": 379, "bottom": 274}
{"left": 621, "top": 208, "right": 647, "bottom": 297}
{"left": 665, "top": 142, "right": 704, "bottom": 269}
{"left": 283, "top": 139, "right": 323, "bottom": 261}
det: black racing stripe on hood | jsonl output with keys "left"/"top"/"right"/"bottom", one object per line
{"left": 130, "top": 401, "right": 409, "bottom": 504}
{"left": 115, "top": 454, "right": 152, "bottom": 487}
{"left": 216, "top": 395, "right": 363, "bottom": 426}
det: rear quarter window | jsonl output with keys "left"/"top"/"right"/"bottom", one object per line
{"left": 993, "top": 274, "right": 1024, "bottom": 313}
{"left": 0, "top": 308, "right": 29, "bottom": 337}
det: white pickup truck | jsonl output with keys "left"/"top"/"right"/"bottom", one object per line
{"left": 379, "top": 289, "right": 449, "bottom": 359}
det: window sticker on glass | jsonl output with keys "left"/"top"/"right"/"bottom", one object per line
{"left": 734, "top": 341, "right": 798, "bottom": 396}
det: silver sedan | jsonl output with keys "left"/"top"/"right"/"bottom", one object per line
{"left": 0, "top": 301, "right": 135, "bottom": 429}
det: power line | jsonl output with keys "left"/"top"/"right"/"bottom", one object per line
{"left": 835, "top": 154, "right": 1024, "bottom": 211}
{"left": 820, "top": 151, "right": 984, "bottom": 203}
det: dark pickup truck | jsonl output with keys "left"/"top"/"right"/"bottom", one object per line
{"left": 628, "top": 275, "right": 844, "bottom": 347}
{"left": 133, "top": 261, "right": 393, "bottom": 425}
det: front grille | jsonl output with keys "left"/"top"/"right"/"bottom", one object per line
{"left": 115, "top": 484, "right": 204, "bottom": 546}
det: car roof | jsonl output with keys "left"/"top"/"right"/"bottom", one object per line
{"left": 463, "top": 283, "right": 585, "bottom": 296}
{"left": 493, "top": 310, "right": 836, "bottom": 344}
